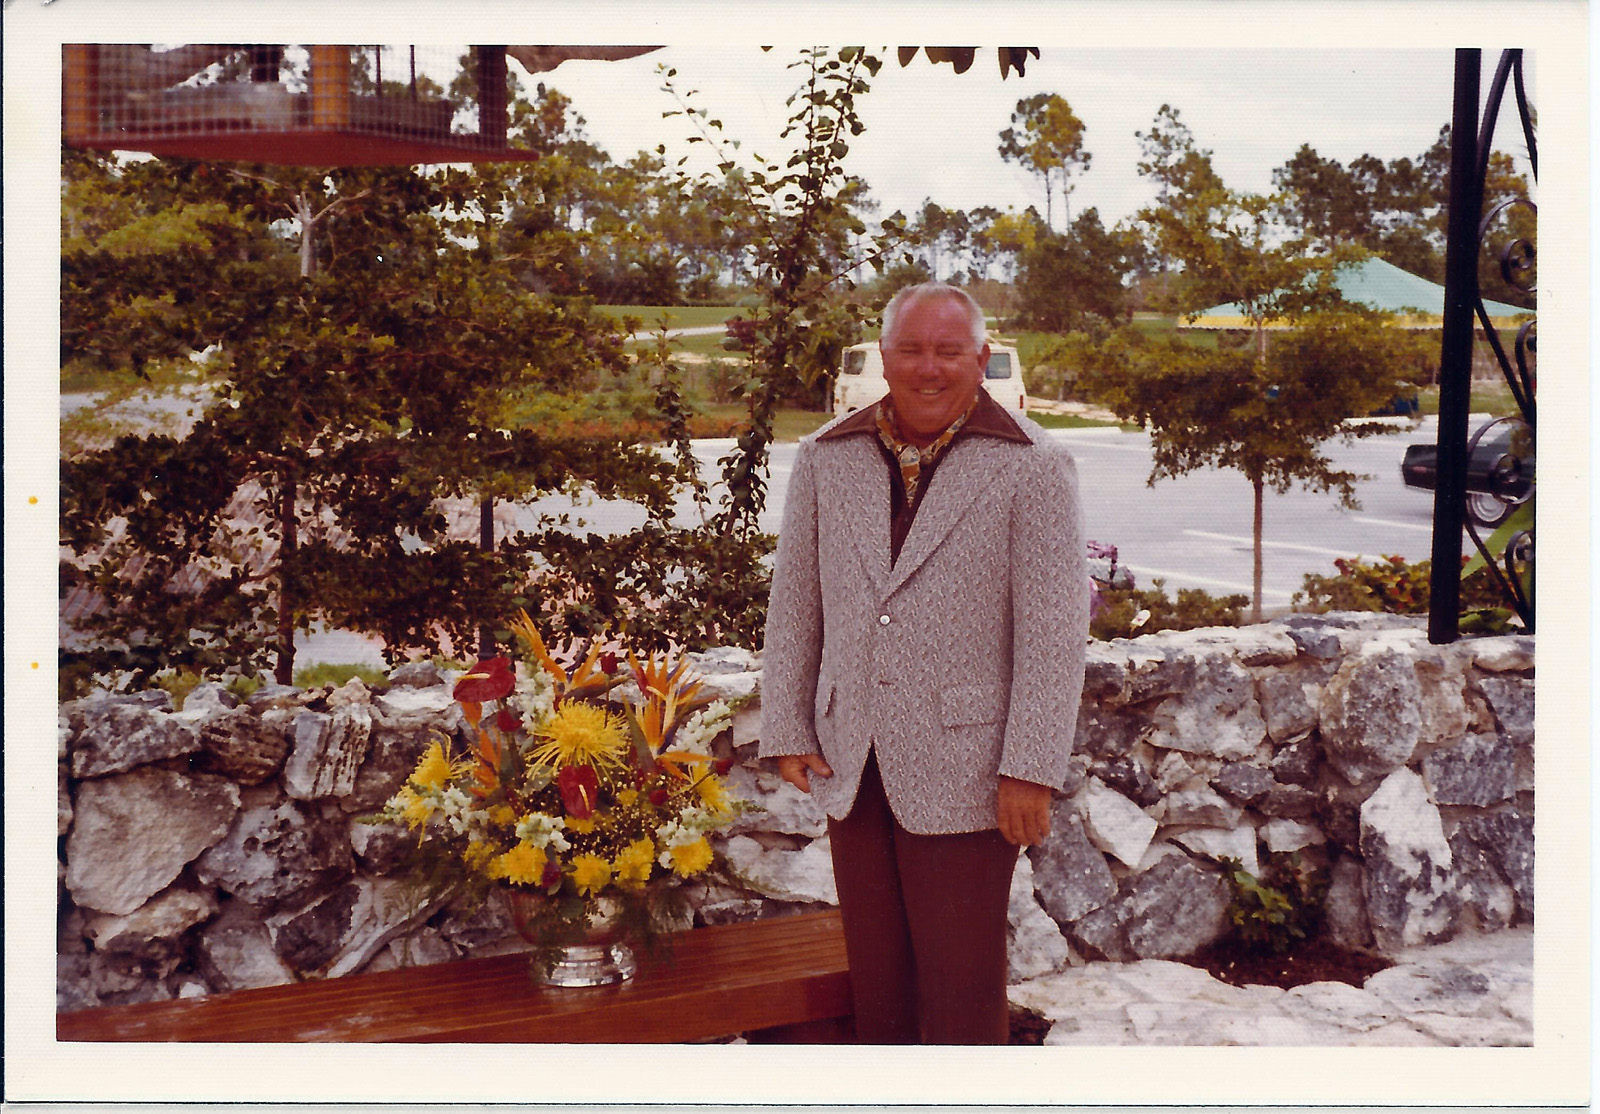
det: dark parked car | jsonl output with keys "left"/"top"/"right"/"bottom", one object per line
{"left": 1401, "top": 421, "right": 1534, "bottom": 528}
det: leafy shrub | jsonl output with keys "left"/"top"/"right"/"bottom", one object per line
{"left": 1220, "top": 852, "right": 1328, "bottom": 954}
{"left": 292, "top": 662, "right": 391, "bottom": 690}
{"left": 1090, "top": 579, "right": 1249, "bottom": 640}
{"left": 1294, "top": 554, "right": 1512, "bottom": 617}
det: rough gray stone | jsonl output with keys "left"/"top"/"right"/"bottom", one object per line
{"left": 1281, "top": 616, "right": 1343, "bottom": 659}
{"left": 1160, "top": 784, "right": 1241, "bottom": 828}
{"left": 284, "top": 705, "right": 373, "bottom": 800}
{"left": 1422, "top": 733, "right": 1515, "bottom": 807}
{"left": 388, "top": 661, "right": 446, "bottom": 688}
{"left": 1255, "top": 668, "right": 1321, "bottom": 742}
{"left": 1466, "top": 635, "right": 1535, "bottom": 673}
{"left": 725, "top": 766, "right": 826, "bottom": 839}
{"left": 1122, "top": 856, "right": 1231, "bottom": 959}
{"left": 1322, "top": 855, "right": 1372, "bottom": 948}
{"left": 324, "top": 677, "right": 374, "bottom": 708}
{"left": 65, "top": 768, "right": 240, "bottom": 916}
{"left": 245, "top": 683, "right": 307, "bottom": 712}
{"left": 1030, "top": 808, "right": 1117, "bottom": 925}
{"left": 1007, "top": 854, "right": 1075, "bottom": 981}
{"left": 267, "top": 881, "right": 362, "bottom": 974}
{"left": 1257, "top": 783, "right": 1320, "bottom": 821}
{"left": 1360, "top": 769, "right": 1460, "bottom": 954}
{"left": 1450, "top": 808, "right": 1533, "bottom": 925}
{"left": 1088, "top": 755, "right": 1160, "bottom": 806}
{"left": 59, "top": 761, "right": 75, "bottom": 837}
{"left": 433, "top": 890, "right": 517, "bottom": 950}
{"left": 70, "top": 696, "right": 200, "bottom": 778}
{"left": 83, "top": 886, "right": 219, "bottom": 960}
{"left": 345, "top": 724, "right": 435, "bottom": 815}
{"left": 1475, "top": 674, "right": 1534, "bottom": 751}
{"left": 1173, "top": 827, "right": 1259, "bottom": 877}
{"left": 1212, "top": 762, "right": 1273, "bottom": 804}
{"left": 1144, "top": 654, "right": 1267, "bottom": 760}
{"left": 720, "top": 834, "right": 837, "bottom": 904}
{"left": 195, "top": 899, "right": 297, "bottom": 993}
{"left": 1260, "top": 818, "right": 1323, "bottom": 854}
{"left": 1065, "top": 900, "right": 1131, "bottom": 962}
{"left": 1082, "top": 652, "right": 1130, "bottom": 704}
{"left": 1319, "top": 646, "right": 1424, "bottom": 785}
{"left": 1269, "top": 735, "right": 1322, "bottom": 787}
{"left": 179, "top": 682, "right": 239, "bottom": 716}
{"left": 1413, "top": 653, "right": 1474, "bottom": 747}
{"left": 372, "top": 685, "right": 458, "bottom": 731}
{"left": 193, "top": 799, "right": 354, "bottom": 912}
{"left": 1122, "top": 648, "right": 1199, "bottom": 704}
{"left": 1081, "top": 778, "right": 1158, "bottom": 868}
{"left": 1073, "top": 702, "right": 1146, "bottom": 759}
{"left": 57, "top": 952, "right": 99, "bottom": 1012}
{"left": 192, "top": 706, "right": 288, "bottom": 785}
{"left": 349, "top": 816, "right": 416, "bottom": 875}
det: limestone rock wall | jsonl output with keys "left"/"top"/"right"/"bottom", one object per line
{"left": 56, "top": 615, "right": 1534, "bottom": 1011}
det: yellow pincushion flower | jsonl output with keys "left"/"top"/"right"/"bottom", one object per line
{"left": 528, "top": 702, "right": 630, "bottom": 772}
{"left": 490, "top": 841, "right": 548, "bottom": 885}
{"left": 613, "top": 838, "right": 655, "bottom": 889}
{"left": 463, "top": 840, "right": 496, "bottom": 872}
{"left": 409, "top": 740, "right": 457, "bottom": 793}
{"left": 667, "top": 837, "right": 714, "bottom": 877}
{"left": 570, "top": 853, "right": 613, "bottom": 896}
{"left": 565, "top": 816, "right": 598, "bottom": 835}
{"left": 487, "top": 804, "right": 516, "bottom": 827}
{"left": 618, "top": 788, "right": 639, "bottom": 808}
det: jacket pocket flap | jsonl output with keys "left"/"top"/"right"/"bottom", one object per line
{"left": 940, "top": 684, "right": 1006, "bottom": 727}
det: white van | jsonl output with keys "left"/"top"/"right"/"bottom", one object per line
{"left": 832, "top": 341, "right": 1028, "bottom": 416}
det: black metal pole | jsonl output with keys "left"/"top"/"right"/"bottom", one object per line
{"left": 1428, "top": 50, "right": 1483, "bottom": 644}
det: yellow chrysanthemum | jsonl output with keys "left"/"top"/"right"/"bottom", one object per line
{"left": 696, "top": 776, "right": 733, "bottom": 816}
{"left": 613, "top": 838, "right": 655, "bottom": 889}
{"left": 618, "top": 788, "right": 639, "bottom": 808}
{"left": 667, "top": 837, "right": 714, "bottom": 877}
{"left": 410, "top": 740, "right": 457, "bottom": 793}
{"left": 570, "top": 853, "right": 613, "bottom": 897}
{"left": 565, "top": 816, "right": 598, "bottom": 835}
{"left": 490, "top": 841, "right": 548, "bottom": 885}
{"left": 528, "top": 702, "right": 629, "bottom": 772}
{"left": 487, "top": 804, "right": 516, "bottom": 827}
{"left": 463, "top": 840, "right": 496, "bottom": 872}
{"left": 393, "top": 786, "right": 435, "bottom": 829}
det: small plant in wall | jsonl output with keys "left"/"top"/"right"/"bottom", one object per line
{"left": 1218, "top": 852, "right": 1329, "bottom": 954}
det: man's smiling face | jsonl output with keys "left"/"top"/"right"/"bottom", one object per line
{"left": 880, "top": 294, "right": 989, "bottom": 447}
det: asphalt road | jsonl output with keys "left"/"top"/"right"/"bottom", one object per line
{"left": 298, "top": 414, "right": 1481, "bottom": 666}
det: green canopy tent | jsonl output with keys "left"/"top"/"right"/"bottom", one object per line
{"left": 1182, "top": 256, "right": 1533, "bottom": 330}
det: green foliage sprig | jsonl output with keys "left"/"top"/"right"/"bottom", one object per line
{"left": 1219, "top": 853, "right": 1328, "bottom": 954}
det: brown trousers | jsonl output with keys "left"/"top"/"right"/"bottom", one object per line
{"left": 827, "top": 751, "right": 1020, "bottom": 1044}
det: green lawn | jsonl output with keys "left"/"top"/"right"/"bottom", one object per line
{"left": 699, "top": 404, "right": 832, "bottom": 441}
{"left": 593, "top": 305, "right": 743, "bottom": 331}
{"left": 1025, "top": 412, "right": 1139, "bottom": 431}
{"left": 1415, "top": 381, "right": 1523, "bottom": 418}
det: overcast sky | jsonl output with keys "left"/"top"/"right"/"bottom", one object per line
{"left": 527, "top": 47, "right": 1534, "bottom": 230}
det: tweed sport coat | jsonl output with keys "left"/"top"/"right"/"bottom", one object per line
{"left": 758, "top": 407, "right": 1089, "bottom": 835}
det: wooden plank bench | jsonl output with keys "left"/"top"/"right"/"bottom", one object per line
{"left": 57, "top": 909, "right": 851, "bottom": 1044}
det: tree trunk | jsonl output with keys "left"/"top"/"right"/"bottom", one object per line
{"left": 275, "top": 475, "right": 297, "bottom": 685}
{"left": 478, "top": 496, "right": 495, "bottom": 660}
{"left": 1251, "top": 475, "right": 1265, "bottom": 623}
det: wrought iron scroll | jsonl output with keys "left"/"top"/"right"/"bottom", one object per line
{"left": 1428, "top": 49, "right": 1535, "bottom": 643}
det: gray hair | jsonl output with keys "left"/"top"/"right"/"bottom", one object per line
{"left": 880, "top": 282, "right": 986, "bottom": 349}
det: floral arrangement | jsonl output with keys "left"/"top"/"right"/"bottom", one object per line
{"left": 371, "top": 609, "right": 754, "bottom": 958}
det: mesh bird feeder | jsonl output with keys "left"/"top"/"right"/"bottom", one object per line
{"left": 63, "top": 44, "right": 538, "bottom": 166}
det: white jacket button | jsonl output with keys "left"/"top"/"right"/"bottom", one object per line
{"left": 878, "top": 614, "right": 891, "bottom": 625}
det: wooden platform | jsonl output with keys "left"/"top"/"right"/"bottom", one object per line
{"left": 57, "top": 909, "right": 851, "bottom": 1044}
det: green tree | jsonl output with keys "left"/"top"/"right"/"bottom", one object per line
{"left": 60, "top": 151, "right": 680, "bottom": 686}
{"left": 998, "top": 93, "right": 1091, "bottom": 232}
{"left": 1013, "top": 208, "right": 1137, "bottom": 332}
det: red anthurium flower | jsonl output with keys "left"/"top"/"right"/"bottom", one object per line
{"left": 557, "top": 764, "right": 600, "bottom": 819}
{"left": 495, "top": 707, "right": 522, "bottom": 733}
{"left": 453, "top": 656, "right": 515, "bottom": 703}
{"left": 714, "top": 757, "right": 734, "bottom": 777}
{"left": 648, "top": 788, "right": 669, "bottom": 807}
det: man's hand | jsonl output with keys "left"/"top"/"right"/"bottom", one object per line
{"left": 778, "top": 754, "right": 834, "bottom": 794}
{"left": 997, "top": 776, "right": 1054, "bottom": 846}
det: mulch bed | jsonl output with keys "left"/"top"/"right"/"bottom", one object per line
{"left": 1183, "top": 935, "right": 1393, "bottom": 991}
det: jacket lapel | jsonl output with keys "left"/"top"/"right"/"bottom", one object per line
{"left": 819, "top": 435, "right": 892, "bottom": 597}
{"left": 886, "top": 438, "right": 1008, "bottom": 596}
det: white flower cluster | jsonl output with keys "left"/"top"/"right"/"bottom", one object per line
{"left": 515, "top": 812, "right": 571, "bottom": 853}
{"left": 514, "top": 666, "right": 557, "bottom": 725}
{"left": 666, "top": 699, "right": 732, "bottom": 757}
{"left": 655, "top": 805, "right": 720, "bottom": 850}
{"left": 438, "top": 787, "right": 494, "bottom": 837}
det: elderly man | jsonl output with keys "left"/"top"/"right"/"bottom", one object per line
{"left": 759, "top": 282, "right": 1089, "bottom": 1044}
